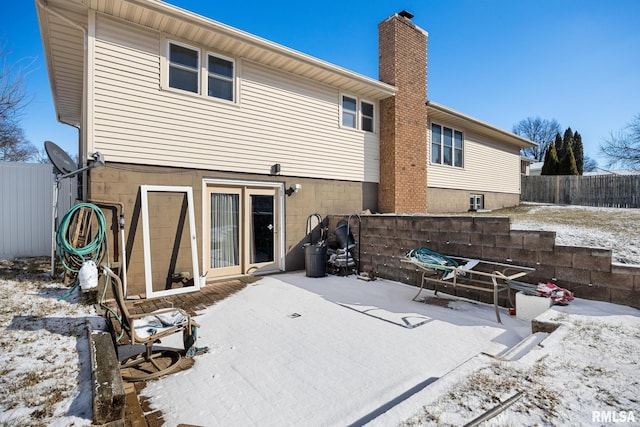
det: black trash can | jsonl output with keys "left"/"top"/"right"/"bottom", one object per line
{"left": 305, "top": 244, "right": 327, "bottom": 277}
{"left": 334, "top": 221, "right": 356, "bottom": 249}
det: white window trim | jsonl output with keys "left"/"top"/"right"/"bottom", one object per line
{"left": 162, "top": 37, "right": 238, "bottom": 105}
{"left": 205, "top": 51, "right": 236, "bottom": 103}
{"left": 470, "top": 194, "right": 484, "bottom": 211}
{"left": 165, "top": 40, "right": 201, "bottom": 95}
{"left": 341, "top": 94, "right": 358, "bottom": 130}
{"left": 361, "top": 99, "right": 375, "bottom": 133}
{"left": 340, "top": 93, "right": 376, "bottom": 133}
{"left": 431, "top": 122, "right": 464, "bottom": 168}
{"left": 201, "top": 178, "right": 285, "bottom": 275}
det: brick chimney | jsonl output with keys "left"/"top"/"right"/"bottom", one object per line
{"left": 378, "top": 11, "right": 428, "bottom": 213}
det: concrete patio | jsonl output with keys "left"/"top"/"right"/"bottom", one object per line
{"left": 135, "top": 272, "right": 533, "bottom": 426}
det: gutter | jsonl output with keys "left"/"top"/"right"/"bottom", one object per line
{"left": 427, "top": 100, "right": 537, "bottom": 148}
{"left": 125, "top": 0, "right": 397, "bottom": 97}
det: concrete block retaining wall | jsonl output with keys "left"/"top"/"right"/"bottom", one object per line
{"left": 327, "top": 215, "right": 640, "bottom": 309}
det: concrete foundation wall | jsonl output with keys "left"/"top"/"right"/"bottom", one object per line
{"left": 327, "top": 214, "right": 640, "bottom": 309}
{"left": 427, "top": 188, "right": 520, "bottom": 213}
{"left": 89, "top": 163, "right": 367, "bottom": 296}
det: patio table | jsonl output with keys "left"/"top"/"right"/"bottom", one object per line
{"left": 402, "top": 256, "right": 536, "bottom": 323}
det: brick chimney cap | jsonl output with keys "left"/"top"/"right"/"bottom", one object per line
{"left": 399, "top": 10, "right": 414, "bottom": 19}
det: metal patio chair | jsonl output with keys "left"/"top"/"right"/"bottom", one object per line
{"left": 101, "top": 266, "right": 199, "bottom": 381}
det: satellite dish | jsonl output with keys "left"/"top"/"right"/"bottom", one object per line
{"left": 45, "top": 140, "right": 76, "bottom": 175}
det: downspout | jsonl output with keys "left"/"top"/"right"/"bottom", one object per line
{"left": 37, "top": 0, "right": 91, "bottom": 189}
{"left": 38, "top": 0, "right": 88, "bottom": 277}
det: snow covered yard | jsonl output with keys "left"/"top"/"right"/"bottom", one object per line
{"left": 1, "top": 202, "right": 640, "bottom": 426}
{"left": 0, "top": 264, "right": 96, "bottom": 427}
{"left": 488, "top": 203, "right": 640, "bottom": 265}
{"left": 376, "top": 299, "right": 640, "bottom": 426}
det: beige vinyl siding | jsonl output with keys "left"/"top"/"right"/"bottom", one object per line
{"left": 92, "top": 14, "right": 379, "bottom": 183}
{"left": 427, "top": 127, "right": 521, "bottom": 194}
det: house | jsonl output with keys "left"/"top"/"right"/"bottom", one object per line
{"left": 37, "top": 0, "right": 535, "bottom": 297}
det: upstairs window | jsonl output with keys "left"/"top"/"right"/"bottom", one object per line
{"left": 361, "top": 100, "right": 374, "bottom": 132}
{"left": 166, "top": 40, "right": 236, "bottom": 103}
{"left": 342, "top": 95, "right": 357, "bottom": 129}
{"left": 431, "top": 123, "right": 463, "bottom": 167}
{"left": 341, "top": 95, "right": 375, "bottom": 132}
{"left": 207, "top": 54, "right": 234, "bottom": 101}
{"left": 169, "top": 42, "right": 199, "bottom": 93}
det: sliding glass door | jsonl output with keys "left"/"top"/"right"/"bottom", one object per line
{"left": 248, "top": 190, "right": 275, "bottom": 268}
{"left": 206, "top": 184, "right": 279, "bottom": 278}
{"left": 209, "top": 188, "right": 241, "bottom": 276}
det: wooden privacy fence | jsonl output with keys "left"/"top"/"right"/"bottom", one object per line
{"left": 521, "top": 175, "right": 640, "bottom": 208}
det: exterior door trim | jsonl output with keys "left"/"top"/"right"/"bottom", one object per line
{"left": 202, "top": 178, "right": 285, "bottom": 278}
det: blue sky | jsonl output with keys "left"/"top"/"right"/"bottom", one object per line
{"left": 2, "top": 0, "right": 639, "bottom": 166}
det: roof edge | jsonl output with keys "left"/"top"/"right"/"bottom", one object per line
{"left": 427, "top": 100, "right": 537, "bottom": 148}
{"left": 128, "top": 0, "right": 396, "bottom": 97}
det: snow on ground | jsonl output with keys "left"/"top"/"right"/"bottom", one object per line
{"left": 376, "top": 299, "right": 640, "bottom": 426}
{"left": 141, "top": 273, "right": 640, "bottom": 426}
{"left": 506, "top": 204, "right": 640, "bottom": 265}
{"left": 1, "top": 269, "right": 639, "bottom": 426}
{"left": 2, "top": 204, "right": 640, "bottom": 426}
{"left": 0, "top": 276, "right": 95, "bottom": 427}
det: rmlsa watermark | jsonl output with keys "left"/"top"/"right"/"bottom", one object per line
{"left": 592, "top": 410, "right": 636, "bottom": 423}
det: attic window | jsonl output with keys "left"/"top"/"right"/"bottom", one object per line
{"left": 168, "top": 42, "right": 199, "bottom": 93}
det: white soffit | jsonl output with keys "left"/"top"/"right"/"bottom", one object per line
{"left": 37, "top": 0, "right": 397, "bottom": 127}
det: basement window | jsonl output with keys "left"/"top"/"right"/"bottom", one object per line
{"left": 470, "top": 194, "right": 484, "bottom": 211}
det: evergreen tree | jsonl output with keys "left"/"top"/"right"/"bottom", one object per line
{"left": 541, "top": 141, "right": 560, "bottom": 175}
{"left": 559, "top": 127, "right": 573, "bottom": 161}
{"left": 572, "top": 131, "right": 584, "bottom": 175}
{"left": 553, "top": 132, "right": 563, "bottom": 163}
{"left": 558, "top": 142, "right": 579, "bottom": 175}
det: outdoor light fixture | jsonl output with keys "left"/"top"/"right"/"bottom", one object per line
{"left": 270, "top": 163, "right": 281, "bottom": 175}
{"left": 285, "top": 183, "right": 301, "bottom": 197}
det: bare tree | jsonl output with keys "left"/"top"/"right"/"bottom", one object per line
{"left": 583, "top": 155, "right": 598, "bottom": 173}
{"left": 600, "top": 114, "right": 640, "bottom": 170}
{"left": 0, "top": 47, "right": 38, "bottom": 162}
{"left": 512, "top": 117, "right": 561, "bottom": 161}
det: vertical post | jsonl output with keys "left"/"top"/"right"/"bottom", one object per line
{"left": 50, "top": 180, "right": 59, "bottom": 277}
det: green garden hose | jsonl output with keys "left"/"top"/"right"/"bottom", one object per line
{"left": 56, "top": 203, "right": 108, "bottom": 300}
{"left": 56, "top": 202, "right": 108, "bottom": 273}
